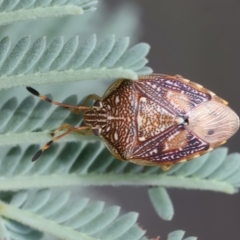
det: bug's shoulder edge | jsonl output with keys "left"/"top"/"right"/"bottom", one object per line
{"left": 102, "top": 78, "right": 127, "bottom": 99}
{"left": 137, "top": 73, "right": 228, "bottom": 105}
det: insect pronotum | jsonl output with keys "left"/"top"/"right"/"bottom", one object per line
{"left": 26, "top": 74, "right": 239, "bottom": 171}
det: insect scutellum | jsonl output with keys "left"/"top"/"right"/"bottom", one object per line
{"left": 26, "top": 74, "right": 239, "bottom": 170}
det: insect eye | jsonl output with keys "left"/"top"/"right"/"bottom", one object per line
{"left": 94, "top": 100, "right": 102, "bottom": 107}
{"left": 93, "top": 128, "right": 101, "bottom": 136}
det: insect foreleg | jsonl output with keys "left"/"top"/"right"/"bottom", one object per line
{"left": 50, "top": 123, "right": 73, "bottom": 137}
{"left": 82, "top": 94, "right": 101, "bottom": 106}
{"left": 32, "top": 126, "right": 91, "bottom": 162}
{"left": 50, "top": 123, "right": 93, "bottom": 137}
{"left": 70, "top": 94, "right": 101, "bottom": 114}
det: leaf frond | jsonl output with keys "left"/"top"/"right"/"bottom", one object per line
{"left": 0, "top": 0, "right": 98, "bottom": 26}
{"left": 0, "top": 143, "right": 238, "bottom": 196}
{"left": 0, "top": 34, "right": 151, "bottom": 89}
{"left": 0, "top": 189, "right": 147, "bottom": 240}
{"left": 1, "top": 142, "right": 236, "bottom": 222}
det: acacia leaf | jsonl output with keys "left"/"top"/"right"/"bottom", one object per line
{"left": 0, "top": 0, "right": 98, "bottom": 26}
{"left": 0, "top": 189, "right": 146, "bottom": 240}
{"left": 0, "top": 34, "right": 151, "bottom": 89}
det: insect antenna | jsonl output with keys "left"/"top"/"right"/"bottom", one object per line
{"left": 32, "top": 126, "right": 90, "bottom": 161}
{"left": 26, "top": 86, "right": 89, "bottom": 113}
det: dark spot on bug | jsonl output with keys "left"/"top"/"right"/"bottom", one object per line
{"left": 208, "top": 129, "right": 214, "bottom": 135}
{"left": 181, "top": 116, "right": 189, "bottom": 126}
{"left": 94, "top": 100, "right": 101, "bottom": 107}
{"left": 184, "top": 117, "right": 189, "bottom": 125}
{"left": 93, "top": 128, "right": 101, "bottom": 136}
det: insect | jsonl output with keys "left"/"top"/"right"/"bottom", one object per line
{"left": 26, "top": 74, "right": 239, "bottom": 170}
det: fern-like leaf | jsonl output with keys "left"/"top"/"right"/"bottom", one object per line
{"left": 0, "top": 143, "right": 239, "bottom": 195}
{"left": 0, "top": 91, "right": 94, "bottom": 145}
{"left": 0, "top": 34, "right": 151, "bottom": 89}
{"left": 0, "top": 143, "right": 238, "bottom": 223}
{"left": 0, "top": 189, "right": 147, "bottom": 240}
{"left": 0, "top": 0, "right": 98, "bottom": 26}
{"left": 0, "top": 35, "right": 151, "bottom": 146}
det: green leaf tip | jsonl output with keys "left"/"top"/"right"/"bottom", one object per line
{"left": 167, "top": 230, "right": 197, "bottom": 240}
{"left": 148, "top": 187, "right": 174, "bottom": 221}
{"left": 168, "top": 230, "right": 185, "bottom": 240}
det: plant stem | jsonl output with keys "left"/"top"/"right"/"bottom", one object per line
{"left": 0, "top": 174, "right": 235, "bottom": 194}
{"left": 0, "top": 132, "right": 97, "bottom": 146}
{"left": 0, "top": 68, "right": 137, "bottom": 89}
{"left": 0, "top": 6, "right": 83, "bottom": 26}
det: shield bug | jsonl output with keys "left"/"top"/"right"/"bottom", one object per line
{"left": 26, "top": 74, "right": 239, "bottom": 170}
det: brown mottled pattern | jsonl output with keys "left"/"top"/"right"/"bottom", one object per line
{"left": 84, "top": 108, "right": 107, "bottom": 128}
{"left": 100, "top": 80, "right": 138, "bottom": 159}
{"left": 137, "top": 97, "right": 177, "bottom": 141}
{"left": 131, "top": 125, "right": 208, "bottom": 162}
{"left": 85, "top": 77, "right": 211, "bottom": 162}
{"left": 162, "top": 129, "right": 189, "bottom": 151}
{"left": 83, "top": 74, "right": 239, "bottom": 165}
{"left": 165, "top": 91, "right": 191, "bottom": 113}
{"left": 136, "top": 74, "right": 211, "bottom": 116}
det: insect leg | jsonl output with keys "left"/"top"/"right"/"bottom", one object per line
{"left": 50, "top": 123, "right": 76, "bottom": 137}
{"left": 26, "top": 86, "right": 89, "bottom": 113}
{"left": 50, "top": 123, "right": 93, "bottom": 137}
{"left": 82, "top": 94, "right": 101, "bottom": 106}
{"left": 32, "top": 126, "right": 91, "bottom": 162}
{"left": 160, "top": 164, "right": 173, "bottom": 171}
{"left": 79, "top": 128, "right": 94, "bottom": 136}
{"left": 70, "top": 94, "right": 101, "bottom": 114}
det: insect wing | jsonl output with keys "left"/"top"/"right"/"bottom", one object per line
{"left": 136, "top": 74, "right": 211, "bottom": 116}
{"left": 130, "top": 74, "right": 212, "bottom": 163}
{"left": 131, "top": 123, "right": 209, "bottom": 163}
